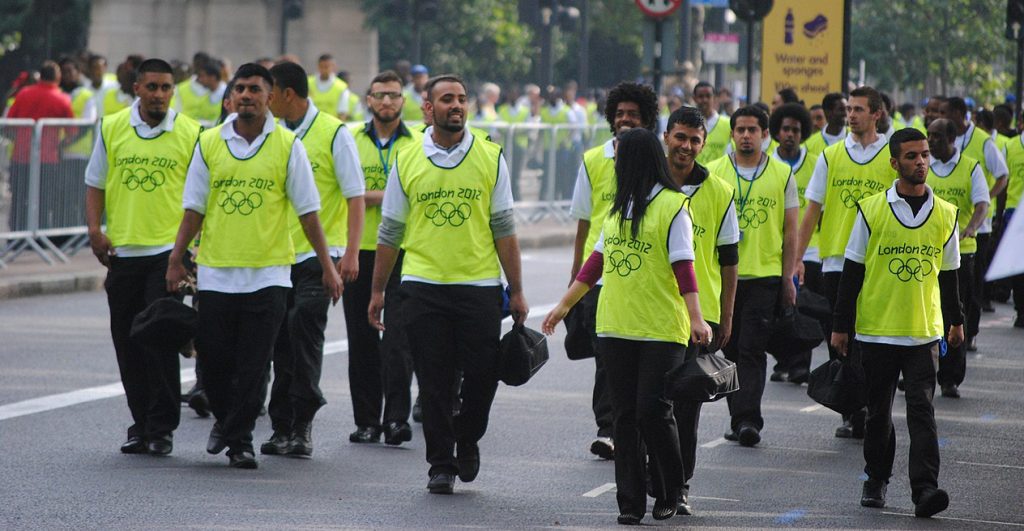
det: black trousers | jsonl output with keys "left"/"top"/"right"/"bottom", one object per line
{"left": 105, "top": 252, "right": 181, "bottom": 440}
{"left": 268, "top": 257, "right": 332, "bottom": 432}
{"left": 860, "top": 340, "right": 941, "bottom": 502}
{"left": 580, "top": 286, "right": 614, "bottom": 438}
{"left": 724, "top": 277, "right": 780, "bottom": 431}
{"left": 197, "top": 287, "right": 287, "bottom": 455}
{"left": 976, "top": 232, "right": 992, "bottom": 306}
{"left": 402, "top": 282, "right": 502, "bottom": 476}
{"left": 673, "top": 321, "right": 721, "bottom": 492}
{"left": 938, "top": 254, "right": 973, "bottom": 387}
{"left": 600, "top": 337, "right": 684, "bottom": 517}
{"left": 340, "top": 250, "right": 411, "bottom": 428}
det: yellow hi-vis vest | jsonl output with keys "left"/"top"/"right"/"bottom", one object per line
{"left": 353, "top": 122, "right": 423, "bottom": 250}
{"left": 1003, "top": 134, "right": 1024, "bottom": 210}
{"left": 784, "top": 146, "right": 819, "bottom": 252}
{"left": 855, "top": 191, "right": 958, "bottom": 338}
{"left": 928, "top": 154, "right": 981, "bottom": 254}
{"left": 402, "top": 89, "right": 424, "bottom": 123}
{"left": 707, "top": 154, "right": 791, "bottom": 278}
{"left": 66, "top": 86, "right": 95, "bottom": 157}
{"left": 818, "top": 141, "right": 895, "bottom": 259}
{"left": 596, "top": 188, "right": 692, "bottom": 345}
{"left": 697, "top": 115, "right": 731, "bottom": 165}
{"left": 308, "top": 75, "right": 348, "bottom": 118}
{"left": 100, "top": 109, "right": 201, "bottom": 247}
{"left": 581, "top": 143, "right": 616, "bottom": 258}
{"left": 103, "top": 89, "right": 130, "bottom": 116}
{"left": 684, "top": 172, "right": 734, "bottom": 324}
{"left": 174, "top": 80, "right": 222, "bottom": 124}
{"left": 396, "top": 134, "right": 502, "bottom": 283}
{"left": 196, "top": 123, "right": 297, "bottom": 268}
{"left": 290, "top": 111, "right": 348, "bottom": 255}
{"left": 960, "top": 126, "right": 997, "bottom": 220}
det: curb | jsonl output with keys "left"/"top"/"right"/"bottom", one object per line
{"left": 0, "top": 230, "right": 575, "bottom": 301}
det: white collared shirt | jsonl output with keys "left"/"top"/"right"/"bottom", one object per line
{"left": 570, "top": 139, "right": 615, "bottom": 220}
{"left": 806, "top": 132, "right": 889, "bottom": 272}
{"left": 84, "top": 100, "right": 182, "bottom": 257}
{"left": 845, "top": 182, "right": 960, "bottom": 346}
{"left": 281, "top": 99, "right": 366, "bottom": 261}
{"left": 183, "top": 111, "right": 320, "bottom": 293}
{"left": 821, "top": 125, "right": 848, "bottom": 146}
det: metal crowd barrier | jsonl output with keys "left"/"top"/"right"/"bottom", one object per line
{"left": 0, "top": 118, "right": 612, "bottom": 268}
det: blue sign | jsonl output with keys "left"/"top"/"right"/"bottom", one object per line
{"left": 691, "top": 0, "right": 730, "bottom": 7}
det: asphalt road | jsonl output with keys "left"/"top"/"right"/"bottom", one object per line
{"left": 1, "top": 245, "right": 1022, "bottom": 529}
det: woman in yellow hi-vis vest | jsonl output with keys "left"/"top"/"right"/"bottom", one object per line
{"left": 543, "top": 128, "right": 711, "bottom": 525}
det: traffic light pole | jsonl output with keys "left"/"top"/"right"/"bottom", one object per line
{"left": 745, "top": 18, "right": 754, "bottom": 105}
{"left": 1017, "top": 35, "right": 1023, "bottom": 123}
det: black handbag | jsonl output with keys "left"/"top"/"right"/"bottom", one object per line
{"left": 766, "top": 310, "right": 824, "bottom": 358}
{"left": 499, "top": 324, "right": 549, "bottom": 386}
{"left": 130, "top": 297, "right": 198, "bottom": 353}
{"left": 664, "top": 352, "right": 739, "bottom": 403}
{"left": 797, "top": 289, "right": 832, "bottom": 322}
{"left": 563, "top": 305, "right": 595, "bottom": 360}
{"left": 806, "top": 357, "right": 868, "bottom": 415}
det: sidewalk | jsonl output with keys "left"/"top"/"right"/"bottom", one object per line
{"left": 0, "top": 222, "right": 575, "bottom": 300}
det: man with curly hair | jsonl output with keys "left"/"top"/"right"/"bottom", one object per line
{"left": 568, "top": 81, "right": 658, "bottom": 460}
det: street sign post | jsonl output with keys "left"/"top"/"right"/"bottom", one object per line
{"left": 635, "top": 0, "right": 684, "bottom": 19}
{"left": 636, "top": 0, "right": 684, "bottom": 94}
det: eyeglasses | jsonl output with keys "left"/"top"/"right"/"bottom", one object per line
{"left": 370, "top": 91, "right": 403, "bottom": 100}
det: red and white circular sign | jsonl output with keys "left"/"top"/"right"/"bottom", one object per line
{"left": 634, "top": 0, "right": 684, "bottom": 19}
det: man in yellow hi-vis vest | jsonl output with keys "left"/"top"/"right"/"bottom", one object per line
{"left": 84, "top": 59, "right": 202, "bottom": 457}
{"left": 308, "top": 54, "right": 351, "bottom": 121}
{"left": 59, "top": 56, "right": 96, "bottom": 230}
{"left": 261, "top": 61, "right": 365, "bottom": 458}
{"left": 172, "top": 58, "right": 226, "bottom": 125}
{"left": 831, "top": 128, "right": 962, "bottom": 519}
{"left": 166, "top": 63, "right": 342, "bottom": 470}
{"left": 368, "top": 74, "right": 528, "bottom": 495}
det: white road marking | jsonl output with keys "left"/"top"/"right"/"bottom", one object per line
{"left": 690, "top": 495, "right": 741, "bottom": 502}
{"left": 700, "top": 437, "right": 729, "bottom": 448}
{"left": 581, "top": 482, "right": 616, "bottom": 498}
{"left": 956, "top": 461, "right": 1024, "bottom": 471}
{"left": 0, "top": 303, "right": 558, "bottom": 423}
{"left": 763, "top": 445, "right": 839, "bottom": 455}
{"left": 800, "top": 404, "right": 825, "bottom": 412}
{"left": 883, "top": 512, "right": 1024, "bottom": 527}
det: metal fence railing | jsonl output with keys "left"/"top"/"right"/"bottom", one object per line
{"left": 1, "top": 119, "right": 609, "bottom": 268}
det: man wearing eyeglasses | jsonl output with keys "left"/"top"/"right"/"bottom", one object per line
{"left": 343, "top": 71, "right": 423, "bottom": 445}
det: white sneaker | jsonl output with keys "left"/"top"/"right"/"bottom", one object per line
{"left": 589, "top": 437, "right": 614, "bottom": 459}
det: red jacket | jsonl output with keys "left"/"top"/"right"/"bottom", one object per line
{"left": 7, "top": 82, "right": 75, "bottom": 164}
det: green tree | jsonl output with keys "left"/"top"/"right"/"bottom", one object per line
{"left": 850, "top": 0, "right": 1014, "bottom": 104}
{"left": 555, "top": 0, "right": 645, "bottom": 88}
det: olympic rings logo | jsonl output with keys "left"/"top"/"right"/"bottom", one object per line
{"left": 840, "top": 188, "right": 868, "bottom": 208}
{"left": 738, "top": 207, "right": 769, "bottom": 229}
{"left": 424, "top": 201, "right": 472, "bottom": 227}
{"left": 365, "top": 176, "right": 387, "bottom": 190}
{"left": 121, "top": 168, "right": 166, "bottom": 192}
{"left": 888, "top": 257, "right": 933, "bottom": 282}
{"left": 605, "top": 250, "right": 643, "bottom": 277}
{"left": 217, "top": 190, "right": 264, "bottom": 215}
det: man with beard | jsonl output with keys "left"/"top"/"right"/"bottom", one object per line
{"left": 166, "top": 63, "right": 341, "bottom": 469}
{"left": 369, "top": 74, "right": 528, "bottom": 494}
{"left": 831, "top": 127, "right": 961, "bottom": 518}
{"left": 568, "top": 81, "right": 659, "bottom": 460}
{"left": 345, "top": 70, "right": 422, "bottom": 445}
{"left": 84, "top": 58, "right": 202, "bottom": 456}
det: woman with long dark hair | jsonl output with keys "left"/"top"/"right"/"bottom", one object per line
{"left": 543, "top": 128, "right": 712, "bottom": 525}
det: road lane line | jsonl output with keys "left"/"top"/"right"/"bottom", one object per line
{"left": 0, "top": 303, "right": 558, "bottom": 422}
{"left": 956, "top": 461, "right": 1024, "bottom": 470}
{"left": 882, "top": 512, "right": 1024, "bottom": 527}
{"left": 581, "top": 483, "right": 616, "bottom": 498}
{"left": 800, "top": 404, "right": 825, "bottom": 412}
{"left": 691, "top": 495, "right": 741, "bottom": 502}
{"left": 700, "top": 437, "right": 728, "bottom": 448}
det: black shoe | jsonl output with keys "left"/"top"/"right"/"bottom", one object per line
{"left": 860, "top": 478, "right": 887, "bottom": 508}
{"left": 228, "top": 451, "right": 258, "bottom": 469}
{"left": 383, "top": 421, "right": 413, "bottom": 446}
{"left": 982, "top": 301, "right": 995, "bottom": 312}
{"left": 677, "top": 490, "right": 693, "bottom": 516}
{"left": 787, "top": 368, "right": 809, "bottom": 384}
{"left": 120, "top": 435, "right": 147, "bottom": 454}
{"left": 835, "top": 420, "right": 854, "bottom": 438}
{"left": 288, "top": 422, "right": 313, "bottom": 457}
{"left": 258, "top": 405, "right": 267, "bottom": 417}
{"left": 1015, "top": 314, "right": 1024, "bottom": 329}
{"left": 737, "top": 424, "right": 761, "bottom": 447}
{"left": 652, "top": 494, "right": 678, "bottom": 520}
{"left": 914, "top": 488, "right": 949, "bottom": 518}
{"left": 589, "top": 437, "right": 614, "bottom": 459}
{"left": 966, "top": 336, "right": 977, "bottom": 352}
{"left": 941, "top": 384, "right": 961, "bottom": 399}
{"left": 769, "top": 370, "right": 788, "bottom": 382}
{"left": 146, "top": 435, "right": 173, "bottom": 456}
{"left": 457, "top": 441, "right": 480, "bottom": 482}
{"left": 188, "top": 390, "right": 211, "bottom": 418}
{"left": 616, "top": 514, "right": 642, "bottom": 525}
{"left": 207, "top": 423, "right": 227, "bottom": 455}
{"left": 427, "top": 472, "right": 455, "bottom": 494}
{"left": 260, "top": 430, "right": 291, "bottom": 455}
{"left": 412, "top": 397, "right": 423, "bottom": 423}
{"left": 723, "top": 429, "right": 738, "bottom": 441}
{"left": 349, "top": 426, "right": 381, "bottom": 443}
